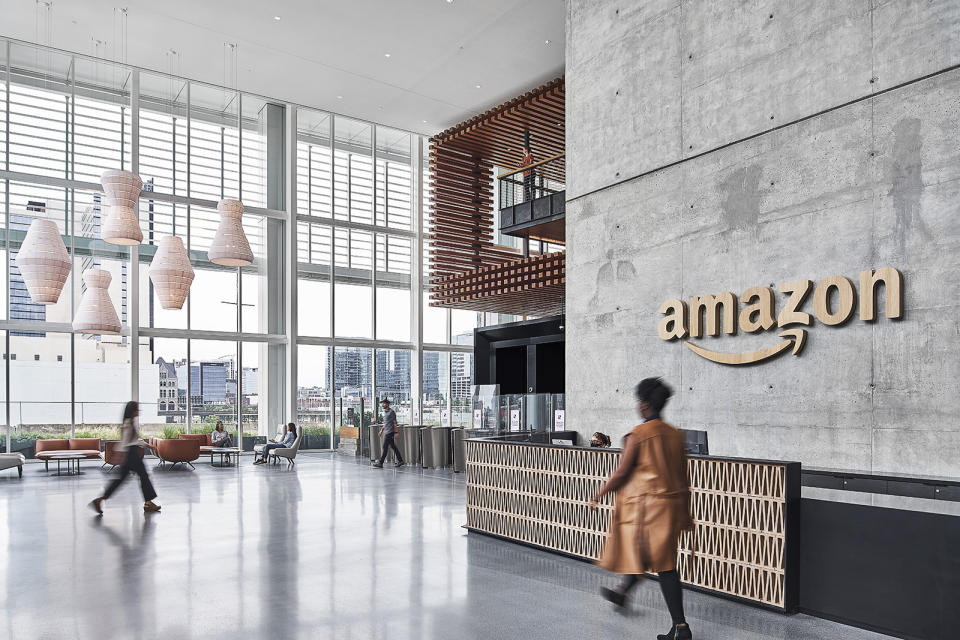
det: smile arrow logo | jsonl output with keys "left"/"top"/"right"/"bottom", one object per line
{"left": 684, "top": 328, "right": 808, "bottom": 365}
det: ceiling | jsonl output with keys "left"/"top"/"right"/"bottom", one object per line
{"left": 0, "top": 0, "right": 565, "bottom": 136}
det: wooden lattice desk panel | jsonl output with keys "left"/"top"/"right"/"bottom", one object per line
{"left": 465, "top": 440, "right": 800, "bottom": 611}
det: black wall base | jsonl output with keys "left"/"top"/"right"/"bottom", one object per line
{"left": 799, "top": 498, "right": 960, "bottom": 640}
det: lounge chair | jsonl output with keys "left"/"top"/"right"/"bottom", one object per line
{"left": 153, "top": 439, "right": 200, "bottom": 469}
{"left": 269, "top": 428, "right": 302, "bottom": 467}
{"left": 255, "top": 425, "right": 286, "bottom": 458}
{"left": 0, "top": 453, "right": 25, "bottom": 478}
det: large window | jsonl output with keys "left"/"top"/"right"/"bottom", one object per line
{"left": 421, "top": 351, "right": 449, "bottom": 426}
{"left": 142, "top": 337, "right": 187, "bottom": 438}
{"left": 451, "top": 352, "right": 475, "bottom": 428}
{"left": 297, "top": 345, "right": 332, "bottom": 449}
{"left": 9, "top": 332, "right": 71, "bottom": 451}
{"left": 375, "top": 348, "right": 412, "bottom": 423}
{"left": 332, "top": 346, "right": 373, "bottom": 450}
{"left": 1, "top": 38, "right": 474, "bottom": 456}
{"left": 376, "top": 234, "right": 412, "bottom": 341}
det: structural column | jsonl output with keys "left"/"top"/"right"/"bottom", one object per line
{"left": 263, "top": 102, "right": 287, "bottom": 433}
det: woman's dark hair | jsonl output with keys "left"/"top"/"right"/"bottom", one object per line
{"left": 287, "top": 422, "right": 297, "bottom": 433}
{"left": 122, "top": 400, "right": 139, "bottom": 422}
{"left": 216, "top": 421, "right": 224, "bottom": 430}
{"left": 635, "top": 377, "right": 673, "bottom": 413}
{"left": 592, "top": 432, "right": 612, "bottom": 447}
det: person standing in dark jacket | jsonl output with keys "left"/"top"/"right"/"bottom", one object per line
{"left": 373, "top": 399, "right": 404, "bottom": 468}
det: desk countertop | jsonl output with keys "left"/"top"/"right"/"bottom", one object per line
{"left": 802, "top": 486, "right": 960, "bottom": 516}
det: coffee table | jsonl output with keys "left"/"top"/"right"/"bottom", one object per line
{"left": 36, "top": 449, "right": 100, "bottom": 472}
{"left": 46, "top": 452, "right": 89, "bottom": 476}
{"left": 206, "top": 447, "right": 240, "bottom": 467}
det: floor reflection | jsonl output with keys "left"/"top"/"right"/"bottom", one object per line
{"left": 0, "top": 454, "right": 891, "bottom": 639}
{"left": 89, "top": 515, "right": 158, "bottom": 640}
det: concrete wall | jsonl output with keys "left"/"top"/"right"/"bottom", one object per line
{"left": 565, "top": 0, "right": 960, "bottom": 476}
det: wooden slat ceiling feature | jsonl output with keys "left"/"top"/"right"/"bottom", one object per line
{"left": 430, "top": 252, "right": 565, "bottom": 318}
{"left": 432, "top": 76, "right": 565, "bottom": 184}
{"left": 427, "top": 77, "right": 565, "bottom": 316}
{"left": 428, "top": 77, "right": 565, "bottom": 277}
{"left": 428, "top": 143, "right": 521, "bottom": 278}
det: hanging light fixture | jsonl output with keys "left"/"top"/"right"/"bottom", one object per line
{"left": 208, "top": 199, "right": 253, "bottom": 266}
{"left": 73, "top": 269, "right": 121, "bottom": 334}
{"left": 15, "top": 218, "right": 71, "bottom": 304}
{"left": 100, "top": 169, "right": 144, "bottom": 245}
{"left": 150, "top": 235, "right": 194, "bottom": 310}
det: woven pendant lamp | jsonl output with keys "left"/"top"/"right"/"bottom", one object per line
{"left": 73, "top": 269, "right": 121, "bottom": 334}
{"left": 149, "top": 235, "right": 194, "bottom": 310}
{"left": 15, "top": 218, "right": 71, "bottom": 304}
{"left": 208, "top": 199, "right": 253, "bottom": 266}
{"left": 100, "top": 169, "right": 144, "bottom": 245}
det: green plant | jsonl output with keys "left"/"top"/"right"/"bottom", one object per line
{"left": 11, "top": 431, "right": 45, "bottom": 441}
{"left": 194, "top": 422, "right": 216, "bottom": 434}
{"left": 304, "top": 426, "right": 330, "bottom": 436}
{"left": 161, "top": 425, "right": 185, "bottom": 440}
{"left": 74, "top": 427, "right": 122, "bottom": 441}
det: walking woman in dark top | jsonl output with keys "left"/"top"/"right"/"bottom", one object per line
{"left": 89, "top": 401, "right": 161, "bottom": 514}
{"left": 590, "top": 378, "right": 694, "bottom": 640}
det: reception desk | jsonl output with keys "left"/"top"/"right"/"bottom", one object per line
{"left": 465, "top": 437, "right": 801, "bottom": 612}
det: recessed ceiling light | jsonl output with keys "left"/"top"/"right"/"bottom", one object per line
{"left": 446, "top": 0, "right": 454, "bottom": 4}
{"left": 336, "top": 95, "right": 343, "bottom": 99}
{"left": 273, "top": 16, "right": 281, "bottom": 21}
{"left": 384, "top": 53, "right": 391, "bottom": 58}
{"left": 422, "top": 120, "right": 427, "bottom": 123}
{"left": 544, "top": 39, "right": 551, "bottom": 44}
{"left": 475, "top": 84, "right": 481, "bottom": 89}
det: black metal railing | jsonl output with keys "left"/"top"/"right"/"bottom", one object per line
{"left": 498, "top": 153, "right": 565, "bottom": 210}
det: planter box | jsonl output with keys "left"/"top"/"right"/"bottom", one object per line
{"left": 340, "top": 426, "right": 360, "bottom": 439}
{"left": 11, "top": 439, "right": 37, "bottom": 459}
{"left": 242, "top": 436, "right": 266, "bottom": 452}
{"left": 302, "top": 434, "right": 331, "bottom": 450}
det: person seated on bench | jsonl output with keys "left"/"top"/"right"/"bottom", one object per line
{"left": 212, "top": 421, "right": 234, "bottom": 463}
{"left": 254, "top": 423, "right": 296, "bottom": 465}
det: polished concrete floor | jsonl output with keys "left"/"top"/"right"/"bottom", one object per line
{"left": 0, "top": 453, "right": 892, "bottom": 640}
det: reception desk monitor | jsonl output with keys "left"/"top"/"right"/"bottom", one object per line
{"left": 681, "top": 428, "right": 709, "bottom": 455}
{"left": 465, "top": 438, "right": 800, "bottom": 612}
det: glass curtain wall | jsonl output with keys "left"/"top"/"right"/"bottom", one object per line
{"left": 0, "top": 38, "right": 475, "bottom": 455}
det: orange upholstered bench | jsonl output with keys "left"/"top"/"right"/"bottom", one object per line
{"left": 35, "top": 438, "right": 102, "bottom": 471}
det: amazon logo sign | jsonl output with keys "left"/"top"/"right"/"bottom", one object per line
{"left": 658, "top": 267, "right": 903, "bottom": 365}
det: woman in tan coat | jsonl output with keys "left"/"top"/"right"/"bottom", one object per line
{"left": 590, "top": 378, "right": 693, "bottom": 640}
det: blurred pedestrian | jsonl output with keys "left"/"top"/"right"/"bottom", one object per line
{"left": 90, "top": 401, "right": 161, "bottom": 514}
{"left": 590, "top": 378, "right": 694, "bottom": 640}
